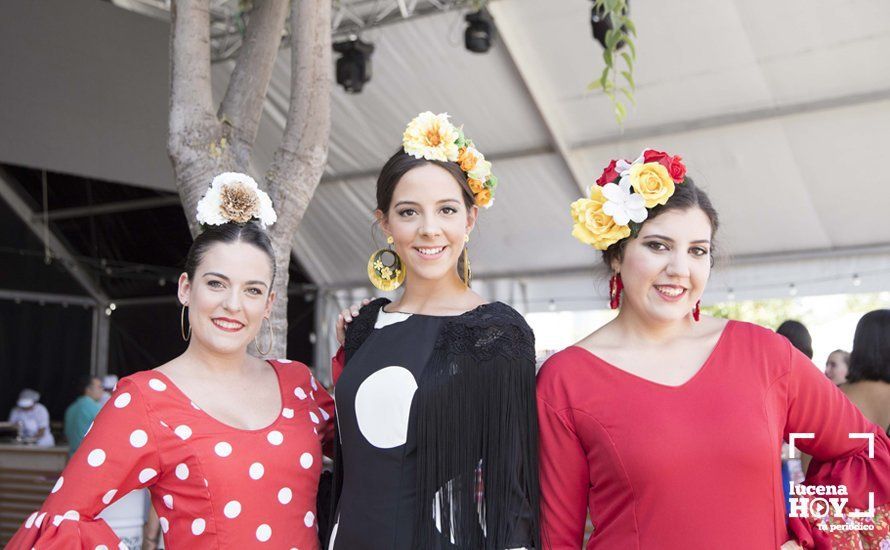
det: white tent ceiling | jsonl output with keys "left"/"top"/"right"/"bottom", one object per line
{"left": 1, "top": 0, "right": 889, "bottom": 311}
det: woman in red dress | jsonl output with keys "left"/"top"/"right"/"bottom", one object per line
{"left": 537, "top": 151, "right": 890, "bottom": 549}
{"left": 9, "top": 173, "right": 334, "bottom": 549}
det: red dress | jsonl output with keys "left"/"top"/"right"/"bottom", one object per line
{"left": 536, "top": 321, "right": 890, "bottom": 549}
{"left": 9, "top": 359, "right": 334, "bottom": 549}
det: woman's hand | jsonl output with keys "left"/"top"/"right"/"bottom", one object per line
{"left": 335, "top": 299, "right": 371, "bottom": 346}
{"left": 780, "top": 540, "right": 803, "bottom": 550}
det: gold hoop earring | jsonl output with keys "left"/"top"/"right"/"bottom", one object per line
{"left": 181, "top": 304, "right": 191, "bottom": 341}
{"left": 368, "top": 235, "right": 406, "bottom": 291}
{"left": 462, "top": 234, "right": 471, "bottom": 288}
{"left": 255, "top": 317, "right": 274, "bottom": 356}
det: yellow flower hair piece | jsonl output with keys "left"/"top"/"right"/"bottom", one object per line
{"left": 401, "top": 111, "right": 499, "bottom": 209}
{"left": 570, "top": 148, "right": 688, "bottom": 249}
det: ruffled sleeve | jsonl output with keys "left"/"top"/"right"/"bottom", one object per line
{"left": 782, "top": 343, "right": 890, "bottom": 548}
{"left": 7, "top": 377, "right": 162, "bottom": 549}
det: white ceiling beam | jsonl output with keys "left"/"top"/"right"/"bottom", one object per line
{"left": 571, "top": 87, "right": 890, "bottom": 150}
{"left": 487, "top": 2, "right": 590, "bottom": 196}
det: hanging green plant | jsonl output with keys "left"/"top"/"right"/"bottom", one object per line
{"left": 587, "top": 0, "right": 637, "bottom": 124}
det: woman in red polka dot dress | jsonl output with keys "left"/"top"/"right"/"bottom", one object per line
{"left": 9, "top": 173, "right": 334, "bottom": 549}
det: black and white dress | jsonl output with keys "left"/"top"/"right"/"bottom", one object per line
{"left": 328, "top": 299, "right": 540, "bottom": 550}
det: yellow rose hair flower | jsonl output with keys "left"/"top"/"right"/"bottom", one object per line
{"left": 570, "top": 186, "right": 631, "bottom": 250}
{"left": 629, "top": 162, "right": 675, "bottom": 208}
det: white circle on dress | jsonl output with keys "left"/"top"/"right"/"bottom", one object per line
{"left": 256, "top": 524, "right": 272, "bottom": 542}
{"left": 267, "top": 431, "right": 284, "bottom": 445}
{"left": 191, "top": 518, "right": 206, "bottom": 535}
{"left": 354, "top": 366, "right": 418, "bottom": 448}
{"left": 224, "top": 500, "right": 241, "bottom": 518}
{"left": 174, "top": 425, "right": 192, "bottom": 440}
{"left": 249, "top": 462, "right": 265, "bottom": 480}
{"left": 114, "top": 393, "right": 131, "bottom": 408}
{"left": 175, "top": 463, "right": 189, "bottom": 480}
{"left": 278, "top": 487, "right": 292, "bottom": 504}
{"left": 130, "top": 430, "right": 148, "bottom": 448}
{"left": 87, "top": 449, "right": 106, "bottom": 467}
{"left": 102, "top": 489, "right": 117, "bottom": 504}
{"left": 215, "top": 441, "right": 233, "bottom": 457}
{"left": 148, "top": 379, "right": 167, "bottom": 391}
{"left": 300, "top": 452, "right": 313, "bottom": 469}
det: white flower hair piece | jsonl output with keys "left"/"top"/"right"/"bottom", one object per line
{"left": 195, "top": 172, "right": 277, "bottom": 229}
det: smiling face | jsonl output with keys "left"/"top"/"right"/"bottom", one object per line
{"left": 613, "top": 207, "right": 714, "bottom": 324}
{"left": 378, "top": 163, "right": 478, "bottom": 286}
{"left": 178, "top": 241, "right": 276, "bottom": 355}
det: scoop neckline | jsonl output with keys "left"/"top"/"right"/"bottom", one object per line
{"left": 149, "top": 359, "right": 286, "bottom": 433}
{"left": 379, "top": 301, "right": 495, "bottom": 318}
{"left": 570, "top": 320, "right": 734, "bottom": 390}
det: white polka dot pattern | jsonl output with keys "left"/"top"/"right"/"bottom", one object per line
{"left": 9, "top": 368, "right": 336, "bottom": 549}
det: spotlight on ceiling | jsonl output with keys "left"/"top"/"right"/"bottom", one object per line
{"left": 590, "top": 1, "right": 629, "bottom": 50}
{"left": 333, "top": 38, "right": 374, "bottom": 93}
{"left": 465, "top": 9, "right": 494, "bottom": 53}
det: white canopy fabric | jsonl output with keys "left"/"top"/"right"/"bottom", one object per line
{"left": 2, "top": 0, "right": 889, "bottom": 316}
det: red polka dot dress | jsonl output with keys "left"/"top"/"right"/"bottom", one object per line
{"left": 9, "top": 359, "right": 334, "bottom": 549}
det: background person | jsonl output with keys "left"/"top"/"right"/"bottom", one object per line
{"left": 8, "top": 388, "right": 54, "bottom": 447}
{"left": 63, "top": 375, "right": 104, "bottom": 456}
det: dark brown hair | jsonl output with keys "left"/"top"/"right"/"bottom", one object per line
{"left": 776, "top": 320, "right": 814, "bottom": 359}
{"left": 602, "top": 176, "right": 720, "bottom": 269}
{"left": 184, "top": 222, "right": 277, "bottom": 284}
{"left": 848, "top": 309, "right": 890, "bottom": 383}
{"left": 376, "top": 149, "right": 475, "bottom": 213}
{"left": 375, "top": 149, "right": 475, "bottom": 284}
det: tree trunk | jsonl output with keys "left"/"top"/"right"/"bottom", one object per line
{"left": 168, "top": 0, "right": 331, "bottom": 359}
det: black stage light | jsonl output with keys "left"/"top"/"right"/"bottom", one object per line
{"left": 465, "top": 10, "right": 494, "bottom": 53}
{"left": 590, "top": 1, "right": 629, "bottom": 50}
{"left": 333, "top": 38, "right": 374, "bottom": 93}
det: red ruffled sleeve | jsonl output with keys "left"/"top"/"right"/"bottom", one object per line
{"left": 782, "top": 343, "right": 890, "bottom": 548}
{"left": 7, "top": 378, "right": 162, "bottom": 549}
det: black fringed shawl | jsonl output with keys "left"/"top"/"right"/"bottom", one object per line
{"left": 330, "top": 298, "right": 541, "bottom": 549}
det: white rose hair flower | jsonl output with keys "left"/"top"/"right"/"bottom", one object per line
{"left": 195, "top": 172, "right": 277, "bottom": 229}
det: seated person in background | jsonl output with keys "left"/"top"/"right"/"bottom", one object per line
{"left": 8, "top": 389, "right": 55, "bottom": 447}
{"left": 841, "top": 310, "right": 890, "bottom": 433}
{"left": 63, "top": 375, "right": 104, "bottom": 455}
{"left": 825, "top": 349, "right": 850, "bottom": 385}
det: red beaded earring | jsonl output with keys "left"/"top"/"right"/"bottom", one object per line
{"left": 609, "top": 273, "right": 623, "bottom": 310}
{"left": 693, "top": 300, "right": 701, "bottom": 322}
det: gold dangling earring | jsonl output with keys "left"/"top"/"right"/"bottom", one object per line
{"left": 255, "top": 317, "right": 274, "bottom": 356}
{"left": 462, "top": 234, "right": 471, "bottom": 289}
{"left": 367, "top": 235, "right": 406, "bottom": 291}
{"left": 181, "top": 304, "right": 191, "bottom": 341}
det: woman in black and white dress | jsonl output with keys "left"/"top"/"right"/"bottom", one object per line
{"left": 328, "top": 112, "right": 540, "bottom": 550}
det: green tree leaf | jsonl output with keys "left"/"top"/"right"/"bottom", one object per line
{"left": 621, "top": 52, "right": 633, "bottom": 72}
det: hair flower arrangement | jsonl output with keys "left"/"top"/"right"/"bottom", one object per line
{"left": 571, "top": 148, "right": 687, "bottom": 250}
{"left": 402, "top": 111, "right": 499, "bottom": 209}
{"left": 196, "top": 172, "right": 277, "bottom": 229}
